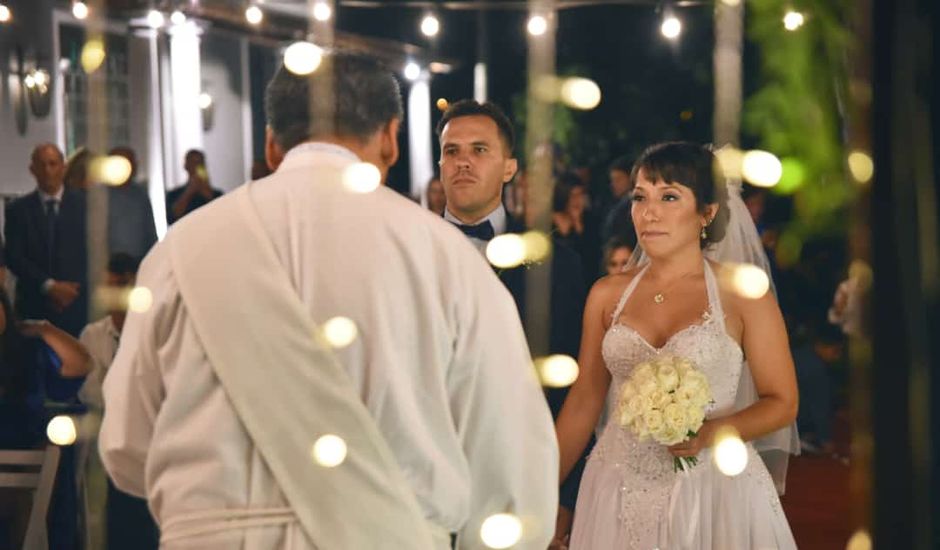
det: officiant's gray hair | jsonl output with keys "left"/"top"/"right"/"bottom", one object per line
{"left": 265, "top": 51, "right": 404, "bottom": 152}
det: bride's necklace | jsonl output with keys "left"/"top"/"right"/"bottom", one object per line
{"left": 650, "top": 268, "right": 703, "bottom": 305}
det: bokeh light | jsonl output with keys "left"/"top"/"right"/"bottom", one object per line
{"left": 170, "top": 10, "right": 186, "bottom": 25}
{"left": 312, "top": 1, "right": 332, "bottom": 22}
{"left": 47, "top": 416, "right": 77, "bottom": 446}
{"left": 480, "top": 513, "right": 523, "bottom": 549}
{"left": 661, "top": 16, "right": 681, "bottom": 39}
{"left": 783, "top": 11, "right": 805, "bottom": 31}
{"left": 775, "top": 157, "right": 806, "bottom": 194}
{"left": 560, "top": 77, "right": 601, "bottom": 110}
{"left": 312, "top": 434, "right": 347, "bottom": 467}
{"left": 322, "top": 317, "right": 358, "bottom": 348}
{"left": 146, "top": 9, "right": 165, "bottom": 28}
{"left": 342, "top": 162, "right": 381, "bottom": 193}
{"left": 198, "top": 92, "right": 213, "bottom": 110}
{"left": 521, "top": 230, "right": 552, "bottom": 263}
{"left": 714, "top": 146, "right": 744, "bottom": 181}
{"left": 730, "top": 263, "right": 770, "bottom": 299}
{"left": 845, "top": 529, "right": 872, "bottom": 550}
{"left": 72, "top": 1, "right": 89, "bottom": 20}
{"left": 527, "top": 15, "right": 548, "bottom": 36}
{"left": 81, "top": 38, "right": 106, "bottom": 74}
{"left": 0, "top": 4, "right": 11, "bottom": 23}
{"left": 847, "top": 150, "right": 874, "bottom": 184}
{"left": 436, "top": 98, "right": 449, "bottom": 111}
{"left": 245, "top": 5, "right": 263, "bottom": 25}
{"left": 90, "top": 155, "right": 133, "bottom": 186}
{"left": 486, "top": 234, "right": 526, "bottom": 269}
{"left": 284, "top": 41, "right": 323, "bottom": 76}
{"left": 536, "top": 355, "right": 579, "bottom": 388}
{"left": 404, "top": 62, "right": 421, "bottom": 81}
{"left": 741, "top": 150, "right": 783, "bottom": 187}
{"left": 712, "top": 426, "right": 748, "bottom": 476}
{"left": 420, "top": 14, "right": 440, "bottom": 37}
{"left": 128, "top": 286, "right": 153, "bottom": 313}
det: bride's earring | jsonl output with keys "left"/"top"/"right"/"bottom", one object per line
{"left": 700, "top": 223, "right": 708, "bottom": 240}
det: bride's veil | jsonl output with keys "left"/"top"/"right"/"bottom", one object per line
{"left": 623, "top": 153, "right": 800, "bottom": 495}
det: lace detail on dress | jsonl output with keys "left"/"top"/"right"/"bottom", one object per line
{"left": 592, "top": 261, "right": 745, "bottom": 545}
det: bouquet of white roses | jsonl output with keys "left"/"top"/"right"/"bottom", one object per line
{"left": 617, "top": 355, "right": 712, "bottom": 472}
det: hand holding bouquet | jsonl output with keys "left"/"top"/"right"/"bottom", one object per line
{"left": 617, "top": 355, "right": 712, "bottom": 471}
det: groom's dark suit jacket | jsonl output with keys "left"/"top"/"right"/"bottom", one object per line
{"left": 5, "top": 188, "right": 89, "bottom": 336}
{"left": 495, "top": 214, "right": 589, "bottom": 509}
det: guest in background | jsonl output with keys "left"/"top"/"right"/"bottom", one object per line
{"left": 5, "top": 143, "right": 89, "bottom": 337}
{"left": 792, "top": 321, "right": 843, "bottom": 457}
{"left": 77, "top": 252, "right": 159, "bottom": 550}
{"left": 600, "top": 154, "right": 635, "bottom": 244}
{"left": 63, "top": 147, "right": 93, "bottom": 190}
{"left": 424, "top": 176, "right": 446, "bottom": 216}
{"left": 107, "top": 147, "right": 158, "bottom": 260}
{"left": 602, "top": 236, "right": 634, "bottom": 276}
{"left": 552, "top": 174, "right": 601, "bottom": 282}
{"left": 165, "top": 149, "right": 223, "bottom": 225}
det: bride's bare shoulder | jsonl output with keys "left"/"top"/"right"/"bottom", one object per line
{"left": 589, "top": 267, "right": 642, "bottom": 302}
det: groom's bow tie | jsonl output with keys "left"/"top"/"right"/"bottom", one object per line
{"left": 452, "top": 220, "right": 496, "bottom": 241}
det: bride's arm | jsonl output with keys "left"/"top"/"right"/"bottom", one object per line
{"left": 673, "top": 290, "right": 798, "bottom": 460}
{"left": 555, "top": 277, "right": 616, "bottom": 483}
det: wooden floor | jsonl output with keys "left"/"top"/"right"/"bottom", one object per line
{"left": 781, "top": 409, "right": 853, "bottom": 549}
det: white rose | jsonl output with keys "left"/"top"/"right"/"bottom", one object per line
{"left": 656, "top": 364, "right": 680, "bottom": 392}
{"left": 642, "top": 409, "right": 665, "bottom": 434}
{"left": 627, "top": 395, "right": 649, "bottom": 418}
{"left": 637, "top": 377, "right": 659, "bottom": 397}
{"left": 632, "top": 362, "right": 656, "bottom": 381}
{"left": 663, "top": 403, "right": 688, "bottom": 432}
{"left": 687, "top": 407, "right": 706, "bottom": 431}
{"left": 648, "top": 389, "right": 672, "bottom": 409}
{"left": 656, "top": 425, "right": 684, "bottom": 446}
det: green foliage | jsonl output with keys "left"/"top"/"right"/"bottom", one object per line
{"left": 743, "top": 0, "right": 855, "bottom": 244}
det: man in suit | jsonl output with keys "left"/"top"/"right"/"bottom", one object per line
{"left": 5, "top": 143, "right": 88, "bottom": 337}
{"left": 436, "top": 100, "right": 587, "bottom": 544}
{"left": 165, "top": 149, "right": 223, "bottom": 225}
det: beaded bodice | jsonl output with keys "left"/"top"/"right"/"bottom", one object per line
{"left": 590, "top": 260, "right": 745, "bottom": 546}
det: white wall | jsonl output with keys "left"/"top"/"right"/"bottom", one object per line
{"left": 200, "top": 30, "right": 249, "bottom": 191}
{"left": 0, "top": 0, "right": 58, "bottom": 196}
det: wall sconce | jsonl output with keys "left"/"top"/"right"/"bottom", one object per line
{"left": 24, "top": 68, "right": 52, "bottom": 118}
{"left": 199, "top": 91, "right": 213, "bottom": 131}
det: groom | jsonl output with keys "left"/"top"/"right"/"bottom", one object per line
{"left": 100, "top": 53, "right": 558, "bottom": 549}
{"left": 436, "top": 100, "right": 588, "bottom": 542}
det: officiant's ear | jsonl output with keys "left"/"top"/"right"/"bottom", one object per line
{"left": 379, "top": 118, "right": 401, "bottom": 169}
{"left": 265, "top": 127, "right": 285, "bottom": 172}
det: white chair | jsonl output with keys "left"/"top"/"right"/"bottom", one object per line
{"left": 0, "top": 447, "right": 61, "bottom": 550}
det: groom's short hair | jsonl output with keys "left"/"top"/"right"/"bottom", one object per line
{"left": 265, "top": 51, "right": 404, "bottom": 152}
{"left": 436, "top": 100, "right": 515, "bottom": 156}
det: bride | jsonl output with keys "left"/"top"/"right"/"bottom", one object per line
{"left": 554, "top": 142, "right": 799, "bottom": 549}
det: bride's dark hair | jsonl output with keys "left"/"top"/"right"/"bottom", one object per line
{"left": 629, "top": 141, "right": 730, "bottom": 248}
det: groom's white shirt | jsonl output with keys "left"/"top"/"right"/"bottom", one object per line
{"left": 99, "top": 143, "right": 558, "bottom": 549}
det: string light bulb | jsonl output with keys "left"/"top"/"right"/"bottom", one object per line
{"left": 245, "top": 4, "right": 263, "bottom": 25}
{"left": 146, "top": 9, "right": 165, "bottom": 28}
{"left": 661, "top": 14, "right": 681, "bottom": 39}
{"left": 0, "top": 4, "right": 11, "bottom": 23}
{"left": 72, "top": 1, "right": 89, "bottom": 20}
{"left": 170, "top": 10, "right": 186, "bottom": 25}
{"left": 403, "top": 61, "right": 421, "bottom": 81}
{"left": 527, "top": 14, "right": 548, "bottom": 36}
{"left": 420, "top": 14, "right": 440, "bottom": 37}
{"left": 312, "top": 1, "right": 332, "bottom": 22}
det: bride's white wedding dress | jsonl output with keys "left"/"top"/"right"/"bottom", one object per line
{"left": 569, "top": 261, "right": 797, "bottom": 549}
